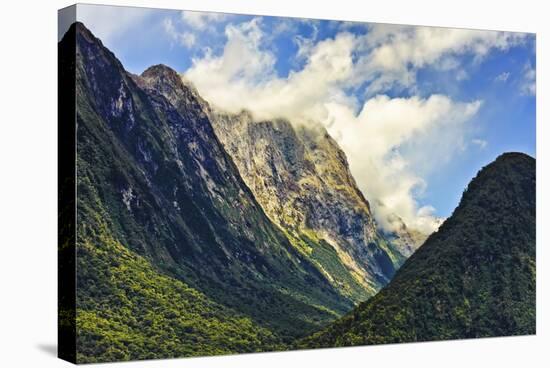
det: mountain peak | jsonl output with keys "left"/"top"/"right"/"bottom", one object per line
{"left": 141, "top": 64, "right": 185, "bottom": 90}
{"left": 497, "top": 151, "right": 533, "bottom": 159}
{"left": 63, "top": 21, "right": 99, "bottom": 45}
{"left": 494, "top": 151, "right": 534, "bottom": 165}
{"left": 462, "top": 151, "right": 535, "bottom": 207}
{"left": 142, "top": 64, "right": 180, "bottom": 80}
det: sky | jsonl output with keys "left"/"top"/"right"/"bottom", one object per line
{"left": 68, "top": 4, "right": 536, "bottom": 234}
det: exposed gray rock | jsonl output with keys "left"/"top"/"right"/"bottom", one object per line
{"left": 209, "top": 110, "right": 422, "bottom": 299}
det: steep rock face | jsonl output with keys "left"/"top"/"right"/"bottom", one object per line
{"left": 300, "top": 152, "right": 536, "bottom": 347}
{"left": 209, "top": 111, "right": 409, "bottom": 300}
{"left": 72, "top": 22, "right": 353, "bottom": 346}
{"left": 121, "top": 47, "right": 423, "bottom": 303}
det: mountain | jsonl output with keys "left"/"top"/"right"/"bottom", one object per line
{"left": 379, "top": 211, "right": 430, "bottom": 258}
{"left": 59, "top": 21, "right": 535, "bottom": 364}
{"left": 64, "top": 21, "right": 369, "bottom": 361}
{"left": 132, "top": 44, "right": 423, "bottom": 301}
{"left": 209, "top": 111, "right": 415, "bottom": 301}
{"left": 300, "top": 152, "right": 536, "bottom": 347}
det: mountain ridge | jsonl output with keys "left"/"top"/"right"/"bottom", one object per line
{"left": 299, "top": 151, "right": 536, "bottom": 347}
{"left": 209, "top": 112, "right": 399, "bottom": 298}
{"left": 135, "top": 60, "right": 424, "bottom": 302}
{"left": 70, "top": 21, "right": 353, "bottom": 354}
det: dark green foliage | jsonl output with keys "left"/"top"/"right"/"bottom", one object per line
{"left": 305, "top": 234, "right": 376, "bottom": 301}
{"left": 300, "top": 153, "right": 536, "bottom": 347}
{"left": 76, "top": 218, "right": 281, "bottom": 363}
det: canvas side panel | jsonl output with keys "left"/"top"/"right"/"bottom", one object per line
{"left": 58, "top": 5, "right": 77, "bottom": 364}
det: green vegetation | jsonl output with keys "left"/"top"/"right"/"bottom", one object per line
{"left": 300, "top": 152, "right": 536, "bottom": 347}
{"left": 76, "top": 218, "right": 280, "bottom": 363}
{"left": 304, "top": 233, "right": 377, "bottom": 301}
{"left": 281, "top": 227, "right": 376, "bottom": 303}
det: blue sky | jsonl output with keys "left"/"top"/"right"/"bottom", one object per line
{"left": 72, "top": 4, "right": 536, "bottom": 233}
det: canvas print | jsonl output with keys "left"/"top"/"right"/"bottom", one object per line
{"left": 58, "top": 4, "right": 536, "bottom": 364}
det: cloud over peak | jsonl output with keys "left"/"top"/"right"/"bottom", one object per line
{"left": 324, "top": 94, "right": 481, "bottom": 233}
{"left": 186, "top": 19, "right": 355, "bottom": 124}
{"left": 74, "top": 5, "right": 535, "bottom": 234}
{"left": 181, "top": 17, "right": 525, "bottom": 234}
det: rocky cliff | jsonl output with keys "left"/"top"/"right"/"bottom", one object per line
{"left": 209, "top": 111, "right": 419, "bottom": 300}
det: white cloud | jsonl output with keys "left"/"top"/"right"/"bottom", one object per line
{"left": 293, "top": 21, "right": 320, "bottom": 60}
{"left": 495, "top": 71, "right": 510, "bottom": 82}
{"left": 186, "top": 18, "right": 354, "bottom": 124}
{"left": 472, "top": 138, "right": 488, "bottom": 149}
{"left": 186, "top": 21, "right": 527, "bottom": 114}
{"left": 164, "top": 10, "right": 232, "bottom": 49}
{"left": 352, "top": 24, "right": 527, "bottom": 94}
{"left": 181, "top": 11, "right": 228, "bottom": 31}
{"left": 181, "top": 33, "right": 197, "bottom": 48}
{"left": 455, "top": 69, "right": 469, "bottom": 81}
{"left": 183, "top": 19, "right": 525, "bottom": 233}
{"left": 521, "top": 62, "right": 536, "bottom": 96}
{"left": 271, "top": 18, "right": 300, "bottom": 36}
{"left": 77, "top": 4, "right": 153, "bottom": 45}
{"left": 186, "top": 18, "right": 278, "bottom": 96}
{"left": 324, "top": 95, "right": 481, "bottom": 233}
{"left": 163, "top": 18, "right": 196, "bottom": 48}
